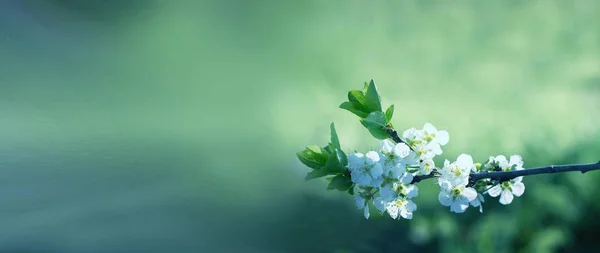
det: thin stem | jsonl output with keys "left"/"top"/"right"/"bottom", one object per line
{"left": 412, "top": 169, "right": 438, "bottom": 184}
{"left": 384, "top": 126, "right": 415, "bottom": 152}
{"left": 467, "top": 161, "right": 600, "bottom": 186}
{"left": 407, "top": 161, "right": 600, "bottom": 186}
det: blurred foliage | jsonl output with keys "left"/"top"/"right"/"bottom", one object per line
{"left": 0, "top": 0, "right": 599, "bottom": 252}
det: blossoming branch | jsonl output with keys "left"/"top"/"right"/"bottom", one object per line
{"left": 296, "top": 80, "right": 600, "bottom": 220}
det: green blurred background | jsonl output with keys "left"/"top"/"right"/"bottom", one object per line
{"left": 0, "top": 0, "right": 599, "bottom": 252}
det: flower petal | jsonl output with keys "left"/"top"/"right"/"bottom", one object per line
{"left": 435, "top": 131, "right": 449, "bottom": 146}
{"left": 511, "top": 182, "right": 525, "bottom": 197}
{"left": 404, "top": 184, "right": 419, "bottom": 199}
{"left": 457, "top": 154, "right": 474, "bottom": 167}
{"left": 370, "top": 163, "right": 383, "bottom": 178}
{"left": 355, "top": 196, "right": 366, "bottom": 209}
{"left": 393, "top": 143, "right": 411, "bottom": 158}
{"left": 380, "top": 139, "right": 395, "bottom": 153}
{"left": 386, "top": 203, "right": 399, "bottom": 219}
{"left": 406, "top": 200, "right": 417, "bottom": 212}
{"left": 451, "top": 202, "right": 469, "bottom": 213}
{"left": 347, "top": 153, "right": 365, "bottom": 170}
{"left": 499, "top": 189, "right": 514, "bottom": 205}
{"left": 363, "top": 204, "right": 370, "bottom": 219}
{"left": 510, "top": 155, "right": 523, "bottom": 169}
{"left": 373, "top": 197, "right": 386, "bottom": 212}
{"left": 438, "top": 191, "right": 452, "bottom": 206}
{"left": 487, "top": 185, "right": 502, "bottom": 197}
{"left": 379, "top": 184, "right": 396, "bottom": 201}
{"left": 423, "top": 123, "right": 437, "bottom": 133}
{"left": 462, "top": 187, "right": 478, "bottom": 202}
{"left": 401, "top": 172, "right": 414, "bottom": 184}
{"left": 365, "top": 151, "right": 381, "bottom": 164}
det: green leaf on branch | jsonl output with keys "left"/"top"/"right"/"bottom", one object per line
{"left": 347, "top": 186, "right": 355, "bottom": 195}
{"left": 348, "top": 90, "right": 371, "bottom": 113}
{"left": 330, "top": 123, "right": 341, "bottom": 150}
{"left": 296, "top": 145, "right": 328, "bottom": 170}
{"left": 305, "top": 169, "right": 330, "bottom": 181}
{"left": 325, "top": 144, "right": 345, "bottom": 173}
{"left": 339, "top": 102, "right": 369, "bottom": 118}
{"left": 339, "top": 80, "right": 384, "bottom": 118}
{"left": 364, "top": 80, "right": 382, "bottom": 112}
{"left": 360, "top": 111, "right": 389, "bottom": 139}
{"left": 327, "top": 175, "right": 354, "bottom": 191}
{"left": 385, "top": 104, "right": 394, "bottom": 123}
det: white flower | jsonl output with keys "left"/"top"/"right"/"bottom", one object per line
{"left": 487, "top": 177, "right": 525, "bottom": 205}
{"left": 419, "top": 159, "right": 435, "bottom": 176}
{"left": 438, "top": 185, "right": 478, "bottom": 213}
{"left": 402, "top": 128, "right": 421, "bottom": 144}
{"left": 348, "top": 151, "right": 384, "bottom": 187}
{"left": 379, "top": 140, "right": 411, "bottom": 178}
{"left": 469, "top": 193, "right": 485, "bottom": 213}
{"left": 438, "top": 154, "right": 474, "bottom": 189}
{"left": 486, "top": 155, "right": 525, "bottom": 205}
{"left": 379, "top": 173, "right": 417, "bottom": 201}
{"left": 355, "top": 195, "right": 370, "bottom": 219}
{"left": 421, "top": 123, "right": 449, "bottom": 146}
{"left": 489, "top": 155, "right": 524, "bottom": 172}
{"left": 375, "top": 197, "right": 417, "bottom": 220}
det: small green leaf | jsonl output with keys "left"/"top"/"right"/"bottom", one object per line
{"left": 325, "top": 147, "right": 345, "bottom": 173}
{"left": 385, "top": 104, "right": 394, "bottom": 123}
{"left": 364, "top": 80, "right": 382, "bottom": 112}
{"left": 330, "top": 123, "right": 341, "bottom": 150}
{"left": 347, "top": 185, "right": 355, "bottom": 195}
{"left": 339, "top": 102, "right": 369, "bottom": 118}
{"left": 323, "top": 144, "right": 333, "bottom": 154}
{"left": 360, "top": 111, "right": 389, "bottom": 140}
{"left": 296, "top": 145, "right": 328, "bottom": 170}
{"left": 305, "top": 169, "right": 330, "bottom": 181}
{"left": 360, "top": 111, "right": 386, "bottom": 128}
{"left": 328, "top": 175, "right": 354, "bottom": 191}
{"left": 348, "top": 90, "right": 370, "bottom": 113}
{"left": 337, "top": 149, "right": 348, "bottom": 167}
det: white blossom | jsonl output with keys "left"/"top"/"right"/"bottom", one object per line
{"left": 488, "top": 177, "right": 525, "bottom": 205}
{"left": 421, "top": 123, "right": 449, "bottom": 146}
{"left": 438, "top": 184, "right": 478, "bottom": 213}
{"left": 347, "top": 151, "right": 384, "bottom": 187}
{"left": 375, "top": 197, "right": 417, "bottom": 220}
{"left": 438, "top": 154, "right": 474, "bottom": 189}
{"left": 486, "top": 155, "right": 525, "bottom": 205}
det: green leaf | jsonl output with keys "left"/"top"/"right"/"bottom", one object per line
{"left": 339, "top": 102, "right": 369, "bottom": 118}
{"left": 385, "top": 104, "right": 394, "bottom": 123}
{"left": 296, "top": 145, "right": 328, "bottom": 170}
{"left": 325, "top": 146, "right": 345, "bottom": 173}
{"left": 360, "top": 111, "right": 389, "bottom": 140}
{"left": 361, "top": 111, "right": 387, "bottom": 128}
{"left": 305, "top": 169, "right": 330, "bottom": 181}
{"left": 348, "top": 90, "right": 370, "bottom": 113}
{"left": 347, "top": 185, "right": 355, "bottom": 195}
{"left": 328, "top": 175, "right": 354, "bottom": 191}
{"left": 364, "top": 80, "right": 382, "bottom": 112}
{"left": 330, "top": 123, "right": 341, "bottom": 150}
{"left": 337, "top": 149, "right": 348, "bottom": 166}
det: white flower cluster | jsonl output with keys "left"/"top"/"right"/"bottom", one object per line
{"left": 435, "top": 153, "right": 526, "bottom": 214}
{"left": 348, "top": 123, "right": 527, "bottom": 219}
{"left": 349, "top": 123, "right": 449, "bottom": 220}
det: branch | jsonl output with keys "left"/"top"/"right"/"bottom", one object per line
{"left": 467, "top": 161, "right": 600, "bottom": 186}
{"left": 412, "top": 171, "right": 437, "bottom": 184}
{"left": 407, "top": 161, "right": 600, "bottom": 185}
{"left": 384, "top": 127, "right": 415, "bottom": 152}
{"left": 385, "top": 125, "right": 600, "bottom": 186}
